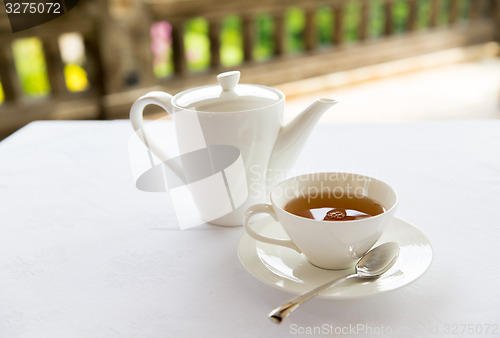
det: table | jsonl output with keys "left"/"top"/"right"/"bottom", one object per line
{"left": 1, "top": 120, "right": 499, "bottom": 338}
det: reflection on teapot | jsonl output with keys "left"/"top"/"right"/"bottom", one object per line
{"left": 130, "top": 71, "right": 336, "bottom": 226}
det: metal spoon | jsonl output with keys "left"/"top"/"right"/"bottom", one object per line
{"left": 269, "top": 242, "right": 400, "bottom": 324}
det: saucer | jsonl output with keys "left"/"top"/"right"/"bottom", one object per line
{"left": 237, "top": 216, "right": 432, "bottom": 299}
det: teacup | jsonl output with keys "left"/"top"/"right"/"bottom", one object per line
{"left": 243, "top": 172, "right": 399, "bottom": 270}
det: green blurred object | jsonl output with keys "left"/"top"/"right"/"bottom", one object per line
{"left": 0, "top": 81, "right": 4, "bottom": 103}
{"left": 368, "top": 0, "right": 385, "bottom": 38}
{"left": 12, "top": 38, "right": 51, "bottom": 97}
{"left": 416, "top": 0, "right": 431, "bottom": 29}
{"left": 344, "top": 0, "right": 360, "bottom": 42}
{"left": 438, "top": 0, "right": 452, "bottom": 25}
{"left": 184, "top": 17, "right": 211, "bottom": 72}
{"left": 392, "top": 0, "right": 409, "bottom": 33}
{"left": 253, "top": 14, "right": 275, "bottom": 61}
{"left": 221, "top": 15, "right": 243, "bottom": 67}
{"left": 458, "top": 0, "right": 470, "bottom": 20}
{"left": 153, "top": 60, "right": 173, "bottom": 78}
{"left": 315, "top": 7, "right": 333, "bottom": 45}
{"left": 285, "top": 7, "right": 305, "bottom": 53}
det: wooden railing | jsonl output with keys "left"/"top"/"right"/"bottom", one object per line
{"left": 0, "top": 0, "right": 106, "bottom": 138}
{"left": 0, "top": 0, "right": 499, "bottom": 138}
{"left": 140, "top": 0, "right": 499, "bottom": 84}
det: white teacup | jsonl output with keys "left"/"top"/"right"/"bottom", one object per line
{"left": 243, "top": 172, "right": 399, "bottom": 270}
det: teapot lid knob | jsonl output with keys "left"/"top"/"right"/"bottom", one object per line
{"left": 217, "top": 71, "right": 240, "bottom": 92}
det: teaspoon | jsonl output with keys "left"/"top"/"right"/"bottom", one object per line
{"left": 269, "top": 242, "right": 400, "bottom": 324}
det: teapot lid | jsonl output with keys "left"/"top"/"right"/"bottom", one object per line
{"left": 172, "top": 71, "right": 283, "bottom": 113}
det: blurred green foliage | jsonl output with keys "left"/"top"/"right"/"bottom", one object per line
{"left": 416, "top": 0, "right": 431, "bottom": 28}
{"left": 153, "top": 58, "right": 173, "bottom": 78}
{"left": 438, "top": 0, "right": 451, "bottom": 25}
{"left": 12, "top": 38, "right": 50, "bottom": 97}
{"left": 253, "top": 14, "right": 275, "bottom": 61}
{"left": 344, "top": 0, "right": 361, "bottom": 42}
{"left": 221, "top": 15, "right": 243, "bottom": 67}
{"left": 12, "top": 1, "right": 473, "bottom": 90}
{"left": 315, "top": 7, "right": 334, "bottom": 45}
{"left": 285, "top": 7, "right": 305, "bottom": 52}
{"left": 417, "top": 0, "right": 468, "bottom": 29}
{"left": 184, "top": 17, "right": 211, "bottom": 72}
{"left": 368, "top": 1, "right": 385, "bottom": 38}
{"left": 458, "top": 0, "right": 471, "bottom": 20}
{"left": 392, "top": 0, "right": 409, "bottom": 33}
{"left": 11, "top": 37, "right": 88, "bottom": 96}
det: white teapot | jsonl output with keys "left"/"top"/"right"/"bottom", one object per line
{"left": 130, "top": 71, "right": 336, "bottom": 226}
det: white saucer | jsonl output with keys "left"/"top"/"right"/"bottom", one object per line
{"left": 237, "top": 216, "right": 432, "bottom": 299}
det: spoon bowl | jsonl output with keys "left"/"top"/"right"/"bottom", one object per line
{"left": 269, "top": 242, "right": 400, "bottom": 323}
{"left": 356, "top": 242, "right": 400, "bottom": 277}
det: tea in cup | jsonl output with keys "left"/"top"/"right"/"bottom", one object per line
{"left": 243, "top": 172, "right": 398, "bottom": 270}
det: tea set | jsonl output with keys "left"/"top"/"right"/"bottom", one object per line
{"left": 129, "top": 71, "right": 432, "bottom": 317}
{"left": 130, "top": 71, "right": 336, "bottom": 226}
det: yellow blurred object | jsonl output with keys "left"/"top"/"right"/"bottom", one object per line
{"left": 0, "top": 82, "right": 4, "bottom": 104}
{"left": 64, "top": 64, "right": 89, "bottom": 92}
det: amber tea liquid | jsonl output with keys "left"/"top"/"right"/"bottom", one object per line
{"left": 284, "top": 193, "right": 385, "bottom": 221}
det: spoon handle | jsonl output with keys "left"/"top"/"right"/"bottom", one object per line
{"left": 268, "top": 273, "right": 357, "bottom": 323}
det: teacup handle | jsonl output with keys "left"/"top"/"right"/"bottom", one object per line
{"left": 130, "top": 91, "right": 185, "bottom": 181}
{"left": 243, "top": 204, "right": 301, "bottom": 253}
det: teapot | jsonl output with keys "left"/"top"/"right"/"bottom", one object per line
{"left": 130, "top": 71, "right": 336, "bottom": 226}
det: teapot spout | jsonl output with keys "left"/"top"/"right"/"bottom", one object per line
{"left": 268, "top": 98, "right": 337, "bottom": 179}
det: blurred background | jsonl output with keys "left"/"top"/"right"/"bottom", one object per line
{"left": 0, "top": 0, "right": 499, "bottom": 139}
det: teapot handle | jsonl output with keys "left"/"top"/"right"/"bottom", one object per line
{"left": 130, "top": 91, "right": 185, "bottom": 182}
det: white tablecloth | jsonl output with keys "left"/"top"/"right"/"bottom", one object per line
{"left": 1, "top": 120, "right": 499, "bottom": 338}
